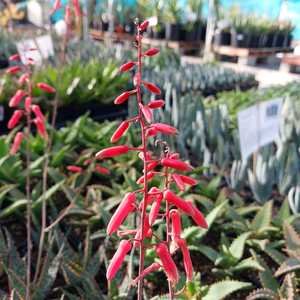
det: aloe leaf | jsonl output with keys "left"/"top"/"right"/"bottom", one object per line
{"left": 229, "top": 232, "right": 252, "bottom": 260}
{"left": 251, "top": 201, "right": 273, "bottom": 232}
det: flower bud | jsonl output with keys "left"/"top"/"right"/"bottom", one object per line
{"left": 148, "top": 99, "right": 165, "bottom": 109}
{"left": 156, "top": 243, "right": 179, "bottom": 284}
{"left": 140, "top": 104, "right": 153, "bottom": 123}
{"left": 25, "top": 97, "right": 32, "bottom": 113}
{"left": 107, "top": 193, "right": 136, "bottom": 235}
{"left": 10, "top": 132, "right": 23, "bottom": 155}
{"left": 50, "top": 0, "right": 62, "bottom": 14}
{"left": 114, "top": 91, "right": 131, "bottom": 105}
{"left": 144, "top": 48, "right": 160, "bottom": 57}
{"left": 67, "top": 165, "right": 82, "bottom": 173}
{"left": 9, "top": 54, "right": 20, "bottom": 61}
{"left": 132, "top": 263, "right": 161, "bottom": 285}
{"left": 37, "top": 82, "right": 56, "bottom": 93}
{"left": 8, "top": 110, "right": 23, "bottom": 129}
{"left": 6, "top": 66, "right": 21, "bottom": 74}
{"left": 111, "top": 121, "right": 130, "bottom": 143}
{"left": 136, "top": 171, "right": 154, "bottom": 184}
{"left": 139, "top": 20, "right": 149, "bottom": 31}
{"left": 152, "top": 123, "right": 177, "bottom": 135}
{"left": 187, "top": 202, "right": 208, "bottom": 229}
{"left": 18, "top": 73, "right": 29, "bottom": 85}
{"left": 94, "top": 165, "right": 110, "bottom": 175}
{"left": 106, "top": 240, "right": 132, "bottom": 280}
{"left": 143, "top": 82, "right": 161, "bottom": 95}
{"left": 149, "top": 194, "right": 162, "bottom": 225}
{"left": 134, "top": 214, "right": 152, "bottom": 247}
{"left": 9, "top": 90, "right": 26, "bottom": 107}
{"left": 172, "top": 174, "right": 185, "bottom": 191}
{"left": 147, "top": 161, "right": 159, "bottom": 171}
{"left": 120, "top": 61, "right": 135, "bottom": 72}
{"left": 33, "top": 118, "right": 48, "bottom": 139}
{"left": 96, "top": 145, "right": 129, "bottom": 159}
{"left": 161, "top": 158, "right": 192, "bottom": 171}
{"left": 179, "top": 175, "right": 198, "bottom": 186}
{"left": 32, "top": 105, "right": 45, "bottom": 121}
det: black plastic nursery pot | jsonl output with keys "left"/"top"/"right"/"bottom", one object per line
{"left": 265, "top": 33, "right": 275, "bottom": 48}
{"left": 165, "top": 23, "right": 182, "bottom": 41}
{"left": 0, "top": 57, "right": 9, "bottom": 69}
{"left": 248, "top": 33, "right": 260, "bottom": 48}
{"left": 234, "top": 32, "right": 249, "bottom": 48}
{"left": 215, "top": 31, "right": 231, "bottom": 46}
{"left": 274, "top": 33, "right": 285, "bottom": 48}
{"left": 148, "top": 24, "right": 166, "bottom": 39}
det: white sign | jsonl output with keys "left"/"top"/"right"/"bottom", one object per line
{"left": 16, "top": 35, "right": 54, "bottom": 66}
{"left": 238, "top": 98, "right": 283, "bottom": 160}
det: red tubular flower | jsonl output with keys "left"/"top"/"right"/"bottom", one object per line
{"left": 25, "top": 97, "right": 32, "bottom": 113}
{"left": 67, "top": 165, "right": 82, "bottom": 173}
{"left": 176, "top": 238, "right": 193, "bottom": 281}
{"left": 8, "top": 110, "right": 23, "bottom": 129}
{"left": 33, "top": 118, "right": 48, "bottom": 139}
{"left": 139, "top": 20, "right": 149, "bottom": 31}
{"left": 172, "top": 174, "right": 185, "bottom": 191}
{"left": 111, "top": 121, "right": 130, "bottom": 143}
{"left": 144, "top": 48, "right": 160, "bottom": 57}
{"left": 152, "top": 123, "right": 177, "bottom": 135}
{"left": 148, "top": 99, "right": 165, "bottom": 109}
{"left": 134, "top": 214, "right": 152, "bottom": 247}
{"left": 161, "top": 158, "right": 192, "bottom": 171}
{"left": 73, "top": 0, "right": 81, "bottom": 17}
{"left": 138, "top": 151, "right": 152, "bottom": 161}
{"left": 164, "top": 189, "right": 193, "bottom": 215}
{"left": 132, "top": 262, "right": 161, "bottom": 285}
{"left": 140, "top": 104, "right": 153, "bottom": 123}
{"left": 146, "top": 127, "right": 158, "bottom": 137}
{"left": 32, "top": 105, "right": 45, "bottom": 121}
{"left": 10, "top": 132, "right": 23, "bottom": 155}
{"left": 114, "top": 91, "right": 131, "bottom": 105}
{"left": 37, "top": 82, "right": 56, "bottom": 93}
{"left": 96, "top": 145, "right": 129, "bottom": 159}
{"left": 147, "top": 160, "right": 159, "bottom": 171}
{"left": 18, "top": 73, "right": 29, "bottom": 85}
{"left": 169, "top": 153, "right": 180, "bottom": 159}
{"left": 187, "top": 202, "right": 208, "bottom": 229}
{"left": 9, "top": 54, "right": 20, "bottom": 61}
{"left": 156, "top": 243, "right": 179, "bottom": 284}
{"left": 136, "top": 171, "right": 155, "bottom": 184}
{"left": 9, "top": 90, "right": 26, "bottom": 107}
{"left": 50, "top": 0, "right": 62, "bottom": 14}
{"left": 179, "top": 175, "right": 198, "bottom": 186}
{"left": 143, "top": 82, "right": 161, "bottom": 95}
{"left": 170, "top": 209, "right": 182, "bottom": 239}
{"left": 106, "top": 240, "right": 132, "bottom": 280}
{"left": 120, "top": 61, "right": 135, "bottom": 72}
{"left": 149, "top": 194, "right": 163, "bottom": 225}
{"left": 6, "top": 66, "right": 21, "bottom": 74}
{"left": 107, "top": 193, "right": 136, "bottom": 235}
{"left": 95, "top": 165, "right": 110, "bottom": 175}
{"left": 65, "top": 5, "right": 71, "bottom": 25}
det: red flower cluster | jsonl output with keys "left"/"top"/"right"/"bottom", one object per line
{"left": 96, "top": 20, "right": 208, "bottom": 297}
{"left": 6, "top": 51, "right": 55, "bottom": 154}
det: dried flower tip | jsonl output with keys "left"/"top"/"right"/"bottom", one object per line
{"left": 25, "top": 97, "right": 32, "bottom": 113}
{"left": 156, "top": 243, "right": 179, "bottom": 284}
{"left": 95, "top": 165, "right": 110, "bottom": 175}
{"left": 140, "top": 104, "right": 153, "bottom": 123}
{"left": 152, "top": 123, "right": 177, "bottom": 135}
{"left": 114, "top": 91, "right": 131, "bottom": 105}
{"left": 18, "top": 73, "right": 29, "bottom": 85}
{"left": 107, "top": 193, "right": 136, "bottom": 235}
{"left": 111, "top": 121, "right": 130, "bottom": 143}
{"left": 187, "top": 202, "right": 208, "bottom": 229}
{"left": 8, "top": 110, "right": 23, "bottom": 129}
{"left": 148, "top": 99, "right": 165, "bottom": 109}
{"left": 9, "top": 54, "right": 20, "bottom": 61}
{"left": 6, "top": 66, "right": 21, "bottom": 74}
{"left": 144, "top": 48, "right": 160, "bottom": 57}
{"left": 9, "top": 90, "right": 26, "bottom": 107}
{"left": 10, "top": 132, "right": 23, "bottom": 155}
{"left": 67, "top": 165, "right": 82, "bottom": 173}
{"left": 179, "top": 175, "right": 198, "bottom": 186}
{"left": 32, "top": 105, "right": 45, "bottom": 121}
{"left": 120, "top": 61, "right": 135, "bottom": 72}
{"left": 161, "top": 158, "right": 192, "bottom": 171}
{"left": 143, "top": 82, "right": 161, "bottom": 95}
{"left": 33, "top": 118, "right": 48, "bottom": 139}
{"left": 170, "top": 209, "right": 182, "bottom": 239}
{"left": 132, "top": 263, "right": 161, "bottom": 286}
{"left": 96, "top": 145, "right": 129, "bottom": 159}
{"left": 139, "top": 20, "right": 149, "bottom": 31}
{"left": 176, "top": 238, "right": 193, "bottom": 281}
{"left": 106, "top": 240, "right": 132, "bottom": 280}
{"left": 117, "top": 229, "right": 137, "bottom": 237}
{"left": 172, "top": 174, "right": 185, "bottom": 191}
{"left": 136, "top": 171, "right": 155, "bottom": 184}
{"left": 164, "top": 189, "right": 193, "bottom": 215}
{"left": 37, "top": 82, "right": 56, "bottom": 93}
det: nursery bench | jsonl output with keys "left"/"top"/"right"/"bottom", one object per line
{"left": 213, "top": 45, "right": 293, "bottom": 67}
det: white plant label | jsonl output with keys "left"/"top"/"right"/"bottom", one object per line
{"left": 238, "top": 98, "right": 283, "bottom": 160}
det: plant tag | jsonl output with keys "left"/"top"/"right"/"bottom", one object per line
{"left": 238, "top": 98, "right": 283, "bottom": 160}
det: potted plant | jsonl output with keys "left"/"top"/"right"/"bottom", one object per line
{"left": 163, "top": 0, "right": 183, "bottom": 41}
